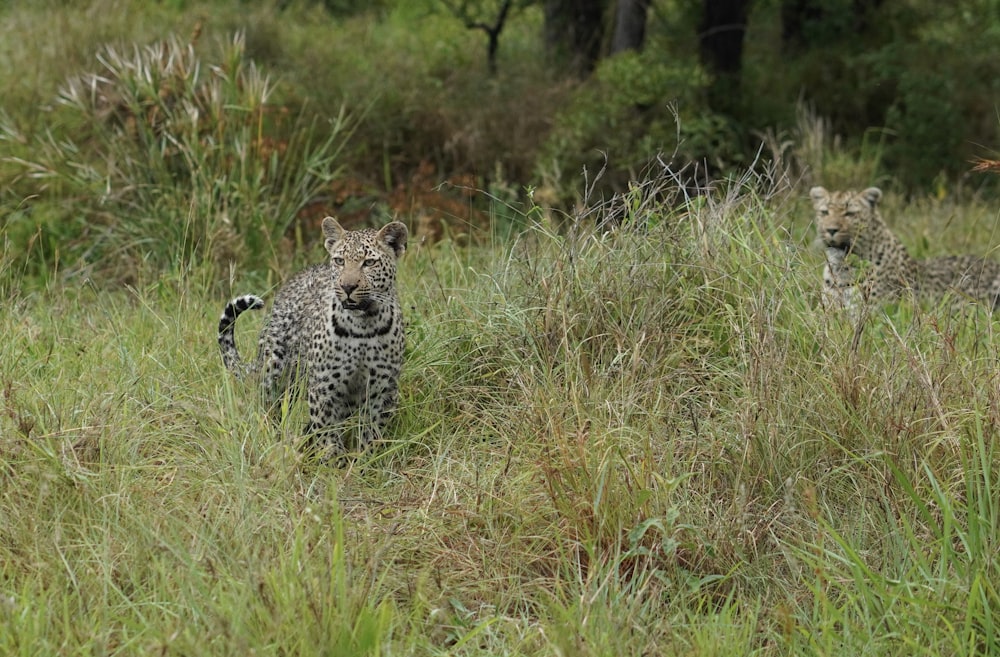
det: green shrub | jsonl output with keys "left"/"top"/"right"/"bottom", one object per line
{"left": 745, "top": 3, "right": 1000, "bottom": 190}
{"left": 3, "top": 29, "right": 351, "bottom": 284}
{"left": 539, "top": 49, "right": 740, "bottom": 203}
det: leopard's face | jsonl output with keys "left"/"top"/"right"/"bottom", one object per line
{"left": 810, "top": 186, "right": 884, "bottom": 257}
{"left": 322, "top": 218, "right": 408, "bottom": 315}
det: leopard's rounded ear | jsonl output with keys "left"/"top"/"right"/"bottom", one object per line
{"left": 809, "top": 187, "right": 829, "bottom": 205}
{"left": 322, "top": 216, "right": 345, "bottom": 251}
{"left": 378, "top": 221, "right": 408, "bottom": 258}
{"left": 862, "top": 187, "right": 883, "bottom": 206}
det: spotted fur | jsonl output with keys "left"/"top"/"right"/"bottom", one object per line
{"left": 811, "top": 186, "right": 1000, "bottom": 312}
{"left": 218, "top": 217, "right": 408, "bottom": 459}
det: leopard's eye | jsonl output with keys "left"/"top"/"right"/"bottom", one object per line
{"left": 362, "top": 258, "right": 376, "bottom": 268}
{"left": 844, "top": 211, "right": 857, "bottom": 218}
{"left": 819, "top": 209, "right": 829, "bottom": 216}
{"left": 333, "top": 257, "right": 345, "bottom": 266}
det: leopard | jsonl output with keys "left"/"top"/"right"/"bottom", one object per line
{"left": 218, "top": 217, "right": 408, "bottom": 460}
{"left": 811, "top": 186, "right": 1000, "bottom": 313}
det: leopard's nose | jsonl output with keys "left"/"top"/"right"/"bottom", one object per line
{"left": 341, "top": 282, "right": 357, "bottom": 297}
{"left": 826, "top": 228, "right": 839, "bottom": 237}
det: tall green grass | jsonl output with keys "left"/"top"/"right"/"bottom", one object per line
{"left": 4, "top": 167, "right": 1000, "bottom": 654}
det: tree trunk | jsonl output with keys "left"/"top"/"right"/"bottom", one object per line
{"left": 698, "top": 0, "right": 751, "bottom": 114}
{"left": 543, "top": 0, "right": 608, "bottom": 76}
{"left": 440, "top": 0, "right": 514, "bottom": 76}
{"left": 610, "top": 0, "right": 651, "bottom": 55}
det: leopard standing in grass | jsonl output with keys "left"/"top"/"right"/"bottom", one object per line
{"left": 218, "top": 217, "right": 408, "bottom": 459}
{"left": 811, "top": 186, "right": 1000, "bottom": 313}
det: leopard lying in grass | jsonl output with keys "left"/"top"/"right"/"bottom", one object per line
{"left": 811, "top": 186, "right": 1000, "bottom": 313}
{"left": 218, "top": 217, "right": 408, "bottom": 460}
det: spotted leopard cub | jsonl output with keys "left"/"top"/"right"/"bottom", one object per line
{"left": 218, "top": 217, "right": 408, "bottom": 459}
{"left": 812, "top": 186, "right": 1000, "bottom": 312}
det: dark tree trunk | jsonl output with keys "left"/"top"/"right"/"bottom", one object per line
{"left": 610, "top": 0, "right": 652, "bottom": 55}
{"left": 698, "top": 0, "right": 752, "bottom": 114}
{"left": 441, "top": 0, "right": 514, "bottom": 76}
{"left": 482, "top": 0, "right": 513, "bottom": 76}
{"left": 544, "top": 0, "right": 608, "bottom": 76}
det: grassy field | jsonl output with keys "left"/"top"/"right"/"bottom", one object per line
{"left": 4, "top": 179, "right": 1000, "bottom": 655}
{"left": 2, "top": 1, "right": 1000, "bottom": 655}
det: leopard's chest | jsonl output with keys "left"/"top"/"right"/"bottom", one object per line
{"left": 822, "top": 249, "right": 862, "bottom": 310}
{"left": 309, "top": 307, "right": 402, "bottom": 374}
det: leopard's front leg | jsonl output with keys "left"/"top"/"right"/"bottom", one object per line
{"left": 357, "top": 366, "right": 401, "bottom": 452}
{"left": 304, "top": 365, "right": 362, "bottom": 461}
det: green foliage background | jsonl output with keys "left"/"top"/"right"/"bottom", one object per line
{"left": 3, "top": 1, "right": 998, "bottom": 263}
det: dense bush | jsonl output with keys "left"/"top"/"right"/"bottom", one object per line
{"left": 3, "top": 26, "right": 350, "bottom": 284}
{"left": 745, "top": 1, "right": 1000, "bottom": 189}
{"left": 538, "top": 49, "right": 742, "bottom": 201}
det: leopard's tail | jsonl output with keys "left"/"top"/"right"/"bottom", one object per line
{"left": 218, "top": 294, "right": 265, "bottom": 376}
